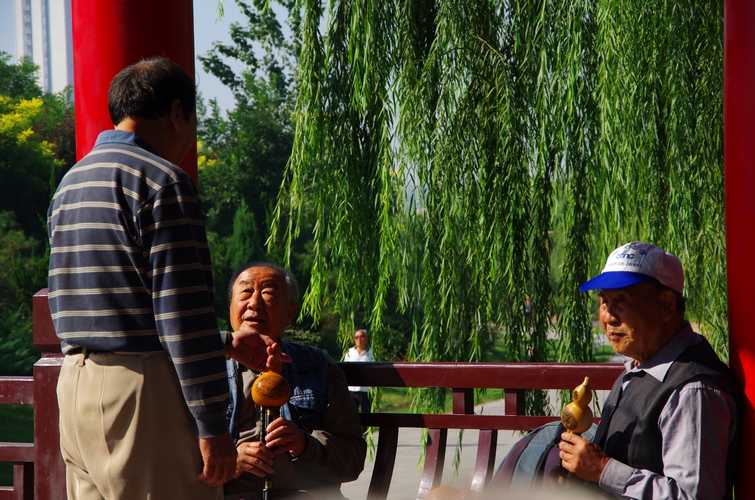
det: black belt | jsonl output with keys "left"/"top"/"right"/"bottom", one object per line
{"left": 67, "top": 347, "right": 108, "bottom": 356}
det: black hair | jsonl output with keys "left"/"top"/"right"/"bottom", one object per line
{"left": 228, "top": 262, "right": 300, "bottom": 306}
{"left": 108, "top": 56, "right": 196, "bottom": 125}
{"left": 673, "top": 291, "right": 687, "bottom": 314}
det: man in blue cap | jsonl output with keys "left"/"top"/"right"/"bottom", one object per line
{"left": 558, "top": 242, "right": 739, "bottom": 499}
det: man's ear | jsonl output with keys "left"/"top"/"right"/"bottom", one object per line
{"left": 169, "top": 99, "right": 183, "bottom": 131}
{"left": 660, "top": 289, "right": 677, "bottom": 320}
{"left": 286, "top": 303, "right": 298, "bottom": 325}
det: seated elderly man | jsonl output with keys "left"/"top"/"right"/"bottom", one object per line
{"left": 559, "top": 242, "right": 739, "bottom": 499}
{"left": 223, "top": 262, "right": 366, "bottom": 499}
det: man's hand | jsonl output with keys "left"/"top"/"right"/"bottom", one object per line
{"left": 236, "top": 441, "right": 274, "bottom": 478}
{"left": 230, "top": 330, "right": 291, "bottom": 372}
{"left": 265, "top": 417, "right": 308, "bottom": 458}
{"left": 558, "top": 432, "right": 612, "bottom": 483}
{"left": 197, "top": 434, "right": 239, "bottom": 486}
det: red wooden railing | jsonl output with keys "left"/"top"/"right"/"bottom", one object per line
{"left": 0, "top": 289, "right": 622, "bottom": 498}
{"left": 338, "top": 362, "right": 624, "bottom": 498}
{"left": 0, "top": 290, "right": 65, "bottom": 499}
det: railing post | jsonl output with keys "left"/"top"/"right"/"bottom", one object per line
{"left": 504, "top": 389, "right": 525, "bottom": 416}
{"left": 32, "top": 289, "right": 65, "bottom": 500}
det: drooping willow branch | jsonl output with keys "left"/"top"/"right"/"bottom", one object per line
{"left": 272, "top": 0, "right": 726, "bottom": 394}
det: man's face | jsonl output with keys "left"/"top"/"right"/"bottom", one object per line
{"left": 229, "top": 266, "right": 297, "bottom": 342}
{"left": 354, "top": 331, "right": 368, "bottom": 349}
{"left": 598, "top": 281, "right": 668, "bottom": 365}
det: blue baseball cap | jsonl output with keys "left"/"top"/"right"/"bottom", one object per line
{"left": 579, "top": 242, "right": 684, "bottom": 293}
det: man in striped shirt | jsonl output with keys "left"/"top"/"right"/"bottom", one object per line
{"left": 47, "top": 57, "right": 285, "bottom": 499}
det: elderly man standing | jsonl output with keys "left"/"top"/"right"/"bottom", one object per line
{"left": 224, "top": 263, "right": 366, "bottom": 499}
{"left": 48, "top": 57, "right": 287, "bottom": 499}
{"left": 559, "top": 242, "right": 739, "bottom": 499}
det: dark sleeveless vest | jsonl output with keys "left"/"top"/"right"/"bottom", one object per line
{"left": 594, "top": 337, "right": 739, "bottom": 496}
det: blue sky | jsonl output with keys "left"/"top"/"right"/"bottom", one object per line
{"left": 0, "top": 0, "right": 244, "bottom": 112}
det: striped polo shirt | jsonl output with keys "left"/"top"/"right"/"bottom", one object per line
{"left": 47, "top": 130, "right": 229, "bottom": 437}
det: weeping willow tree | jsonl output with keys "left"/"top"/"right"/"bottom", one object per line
{"left": 269, "top": 0, "right": 725, "bottom": 413}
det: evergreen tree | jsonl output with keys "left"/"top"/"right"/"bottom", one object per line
{"left": 227, "top": 199, "right": 265, "bottom": 267}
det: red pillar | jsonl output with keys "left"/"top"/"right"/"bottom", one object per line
{"left": 71, "top": 0, "right": 198, "bottom": 182}
{"left": 723, "top": 1, "right": 755, "bottom": 496}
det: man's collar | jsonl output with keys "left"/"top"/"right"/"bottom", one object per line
{"left": 626, "top": 322, "right": 698, "bottom": 382}
{"left": 95, "top": 130, "right": 159, "bottom": 156}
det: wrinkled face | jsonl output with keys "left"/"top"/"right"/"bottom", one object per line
{"left": 598, "top": 281, "right": 669, "bottom": 365}
{"left": 229, "top": 267, "right": 297, "bottom": 341}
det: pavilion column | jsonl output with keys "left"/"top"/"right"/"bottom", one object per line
{"left": 71, "top": 0, "right": 197, "bottom": 182}
{"left": 723, "top": 1, "right": 755, "bottom": 496}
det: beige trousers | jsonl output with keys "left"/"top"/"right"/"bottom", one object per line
{"left": 57, "top": 351, "right": 223, "bottom": 500}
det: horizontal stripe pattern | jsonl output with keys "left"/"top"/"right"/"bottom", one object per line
{"left": 48, "top": 131, "right": 229, "bottom": 437}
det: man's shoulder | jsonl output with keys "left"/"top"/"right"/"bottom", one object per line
{"left": 671, "top": 337, "right": 738, "bottom": 395}
{"left": 82, "top": 131, "right": 188, "bottom": 185}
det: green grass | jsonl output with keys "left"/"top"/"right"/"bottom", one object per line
{"left": 0, "top": 405, "right": 34, "bottom": 486}
{"left": 374, "top": 386, "right": 507, "bottom": 414}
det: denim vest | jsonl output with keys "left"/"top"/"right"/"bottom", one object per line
{"left": 226, "top": 340, "right": 330, "bottom": 440}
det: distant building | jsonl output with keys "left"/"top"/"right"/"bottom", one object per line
{"left": 13, "top": 0, "right": 73, "bottom": 94}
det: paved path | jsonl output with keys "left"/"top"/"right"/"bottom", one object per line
{"left": 340, "top": 399, "right": 520, "bottom": 499}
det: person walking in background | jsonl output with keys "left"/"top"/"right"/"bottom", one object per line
{"left": 47, "top": 57, "right": 287, "bottom": 499}
{"left": 344, "top": 329, "right": 374, "bottom": 415}
{"left": 524, "top": 295, "right": 533, "bottom": 329}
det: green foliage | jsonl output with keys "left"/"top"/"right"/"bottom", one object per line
{"left": 274, "top": 0, "right": 727, "bottom": 389}
{"left": 0, "top": 307, "right": 38, "bottom": 375}
{"left": 0, "top": 405, "right": 33, "bottom": 486}
{"left": 0, "top": 53, "right": 74, "bottom": 236}
{"left": 0, "top": 53, "right": 74, "bottom": 375}
{"left": 198, "top": 1, "right": 299, "bottom": 328}
{"left": 203, "top": 1, "right": 418, "bottom": 357}
{"left": 198, "top": 0, "right": 298, "bottom": 246}
{"left": 0, "top": 213, "right": 45, "bottom": 374}
{"left": 227, "top": 198, "right": 266, "bottom": 267}
{"left": 0, "top": 53, "right": 41, "bottom": 101}
{"left": 0, "top": 94, "right": 62, "bottom": 235}
{"left": 198, "top": 77, "right": 293, "bottom": 243}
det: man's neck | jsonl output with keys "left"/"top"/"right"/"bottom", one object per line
{"left": 115, "top": 116, "right": 179, "bottom": 164}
